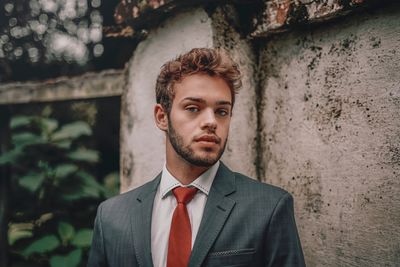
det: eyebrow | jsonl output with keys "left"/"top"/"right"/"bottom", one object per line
{"left": 216, "top": 100, "right": 232, "bottom": 106}
{"left": 181, "top": 97, "right": 232, "bottom": 106}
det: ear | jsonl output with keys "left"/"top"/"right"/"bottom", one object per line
{"left": 154, "top": 104, "right": 168, "bottom": 131}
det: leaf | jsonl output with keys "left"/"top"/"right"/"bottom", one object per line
{"left": 51, "top": 121, "right": 92, "bottom": 141}
{"left": 18, "top": 172, "right": 45, "bottom": 192}
{"left": 67, "top": 149, "right": 99, "bottom": 163}
{"left": 50, "top": 249, "right": 82, "bottom": 267}
{"left": 0, "top": 147, "right": 23, "bottom": 165}
{"left": 22, "top": 235, "right": 60, "bottom": 257}
{"left": 78, "top": 171, "right": 101, "bottom": 187}
{"left": 40, "top": 118, "right": 58, "bottom": 134}
{"left": 58, "top": 222, "right": 75, "bottom": 244}
{"left": 71, "top": 229, "right": 93, "bottom": 248}
{"left": 12, "top": 132, "right": 43, "bottom": 147}
{"left": 9, "top": 230, "right": 33, "bottom": 246}
{"left": 62, "top": 171, "right": 102, "bottom": 201}
{"left": 55, "top": 164, "right": 78, "bottom": 179}
{"left": 36, "top": 213, "right": 54, "bottom": 226}
{"left": 10, "top": 116, "right": 32, "bottom": 129}
{"left": 79, "top": 171, "right": 103, "bottom": 198}
{"left": 53, "top": 139, "right": 72, "bottom": 149}
{"left": 8, "top": 223, "right": 34, "bottom": 246}
{"left": 41, "top": 105, "right": 52, "bottom": 117}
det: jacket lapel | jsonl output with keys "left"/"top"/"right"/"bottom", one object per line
{"left": 130, "top": 174, "right": 161, "bottom": 267}
{"left": 188, "top": 163, "right": 236, "bottom": 267}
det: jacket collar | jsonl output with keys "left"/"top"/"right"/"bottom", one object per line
{"left": 131, "top": 172, "right": 160, "bottom": 267}
{"left": 188, "top": 162, "right": 237, "bottom": 267}
{"left": 158, "top": 161, "right": 220, "bottom": 198}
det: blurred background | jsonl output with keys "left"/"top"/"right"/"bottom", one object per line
{"left": 0, "top": 0, "right": 137, "bottom": 82}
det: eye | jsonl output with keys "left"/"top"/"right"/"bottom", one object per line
{"left": 186, "top": 106, "right": 199, "bottom": 113}
{"left": 216, "top": 109, "right": 229, "bottom": 117}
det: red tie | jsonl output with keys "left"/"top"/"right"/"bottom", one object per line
{"left": 167, "top": 187, "right": 198, "bottom": 267}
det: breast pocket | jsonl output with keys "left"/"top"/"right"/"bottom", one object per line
{"left": 203, "top": 248, "right": 256, "bottom": 267}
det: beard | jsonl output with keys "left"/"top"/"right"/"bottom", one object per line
{"left": 167, "top": 119, "right": 227, "bottom": 167}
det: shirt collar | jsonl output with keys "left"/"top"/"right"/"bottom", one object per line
{"left": 159, "top": 161, "right": 220, "bottom": 198}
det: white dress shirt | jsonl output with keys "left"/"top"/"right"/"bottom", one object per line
{"left": 151, "top": 161, "right": 220, "bottom": 267}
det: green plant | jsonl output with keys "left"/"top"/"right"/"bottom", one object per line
{"left": 1, "top": 113, "right": 119, "bottom": 267}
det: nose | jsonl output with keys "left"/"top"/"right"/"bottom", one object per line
{"left": 200, "top": 109, "right": 217, "bottom": 131}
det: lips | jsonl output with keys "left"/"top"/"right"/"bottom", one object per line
{"left": 196, "top": 134, "right": 220, "bottom": 144}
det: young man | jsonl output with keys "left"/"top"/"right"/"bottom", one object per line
{"left": 88, "top": 48, "right": 305, "bottom": 267}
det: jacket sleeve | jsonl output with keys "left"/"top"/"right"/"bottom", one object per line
{"left": 87, "top": 203, "right": 108, "bottom": 267}
{"left": 264, "top": 192, "right": 306, "bottom": 267}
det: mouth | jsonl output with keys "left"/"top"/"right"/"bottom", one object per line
{"left": 195, "top": 135, "right": 220, "bottom": 144}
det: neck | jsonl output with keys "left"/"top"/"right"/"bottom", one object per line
{"left": 166, "top": 160, "right": 209, "bottom": 185}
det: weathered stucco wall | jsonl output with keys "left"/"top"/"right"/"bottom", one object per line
{"left": 259, "top": 5, "right": 400, "bottom": 266}
{"left": 120, "top": 7, "right": 257, "bottom": 191}
{"left": 120, "top": 8, "right": 214, "bottom": 191}
{"left": 210, "top": 5, "right": 258, "bottom": 180}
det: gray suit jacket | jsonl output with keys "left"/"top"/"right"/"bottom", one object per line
{"left": 88, "top": 162, "right": 305, "bottom": 267}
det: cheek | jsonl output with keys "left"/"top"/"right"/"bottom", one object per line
{"left": 218, "top": 122, "right": 230, "bottom": 137}
{"left": 170, "top": 111, "right": 192, "bottom": 128}
{"left": 174, "top": 121, "right": 197, "bottom": 137}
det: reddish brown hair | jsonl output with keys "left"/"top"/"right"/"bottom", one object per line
{"left": 155, "top": 48, "right": 242, "bottom": 112}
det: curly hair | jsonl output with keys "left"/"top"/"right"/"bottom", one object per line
{"left": 155, "top": 48, "right": 242, "bottom": 112}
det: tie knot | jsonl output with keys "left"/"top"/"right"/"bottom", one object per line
{"left": 172, "top": 187, "right": 198, "bottom": 204}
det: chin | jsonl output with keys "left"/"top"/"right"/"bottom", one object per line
{"left": 197, "top": 149, "right": 218, "bottom": 157}
{"left": 189, "top": 158, "right": 218, "bottom": 167}
{"left": 196, "top": 153, "right": 222, "bottom": 165}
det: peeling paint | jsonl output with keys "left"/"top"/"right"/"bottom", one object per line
{"left": 251, "top": 0, "right": 393, "bottom": 38}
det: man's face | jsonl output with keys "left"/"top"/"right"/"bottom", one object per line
{"left": 166, "top": 74, "right": 232, "bottom": 167}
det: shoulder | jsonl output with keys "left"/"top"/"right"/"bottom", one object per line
{"left": 233, "top": 172, "right": 288, "bottom": 196}
{"left": 232, "top": 171, "right": 292, "bottom": 205}
{"left": 224, "top": 171, "right": 296, "bottom": 223}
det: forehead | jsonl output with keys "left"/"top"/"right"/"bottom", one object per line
{"left": 173, "top": 74, "right": 232, "bottom": 103}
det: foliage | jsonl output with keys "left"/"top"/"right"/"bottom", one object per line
{"left": 1, "top": 112, "right": 119, "bottom": 267}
